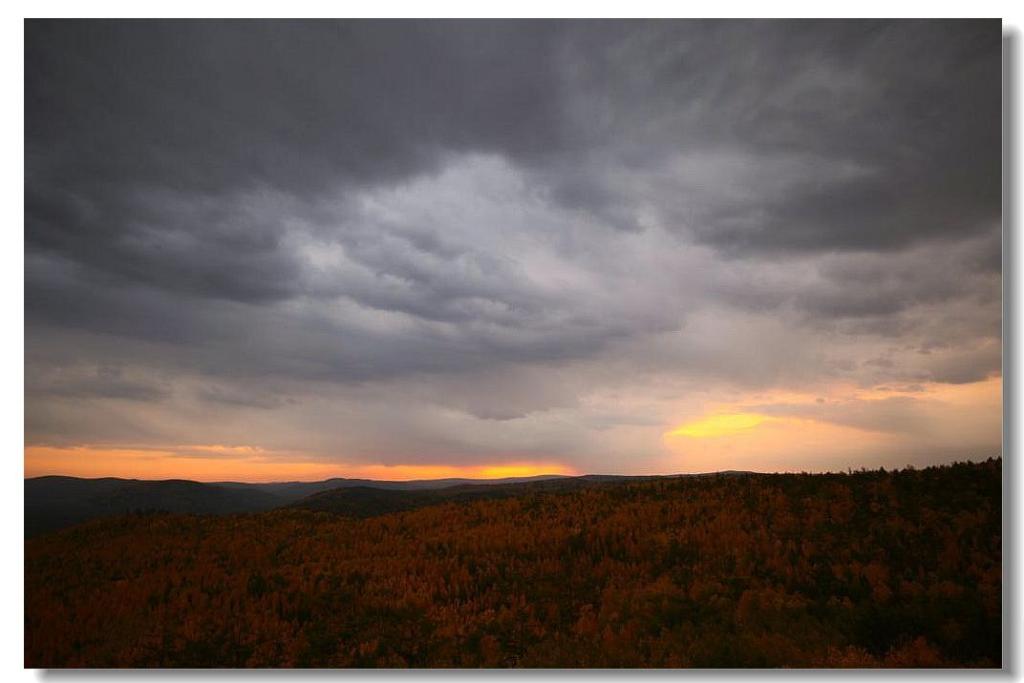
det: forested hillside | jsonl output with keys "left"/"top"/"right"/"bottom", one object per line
{"left": 288, "top": 475, "right": 656, "bottom": 518}
{"left": 25, "top": 459, "right": 1001, "bottom": 668}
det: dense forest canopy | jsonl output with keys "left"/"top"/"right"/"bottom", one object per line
{"left": 25, "top": 459, "right": 1001, "bottom": 668}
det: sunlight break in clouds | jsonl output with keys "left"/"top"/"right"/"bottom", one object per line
{"left": 665, "top": 413, "right": 770, "bottom": 439}
{"left": 659, "top": 377, "right": 1002, "bottom": 474}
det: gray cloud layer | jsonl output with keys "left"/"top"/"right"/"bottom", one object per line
{"left": 25, "top": 20, "right": 1002, "bottom": 471}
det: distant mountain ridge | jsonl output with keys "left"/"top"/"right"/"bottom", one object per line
{"left": 212, "top": 473, "right": 571, "bottom": 500}
{"left": 24, "top": 471, "right": 753, "bottom": 537}
{"left": 25, "top": 476, "right": 282, "bottom": 537}
{"left": 24, "top": 472, "right": 575, "bottom": 537}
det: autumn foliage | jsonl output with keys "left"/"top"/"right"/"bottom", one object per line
{"left": 25, "top": 459, "right": 1001, "bottom": 668}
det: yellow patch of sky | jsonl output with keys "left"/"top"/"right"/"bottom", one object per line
{"left": 665, "top": 412, "right": 769, "bottom": 439}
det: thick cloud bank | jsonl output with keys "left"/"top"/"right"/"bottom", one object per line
{"left": 25, "top": 20, "right": 1002, "bottom": 476}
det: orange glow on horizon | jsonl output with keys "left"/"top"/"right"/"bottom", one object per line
{"left": 23, "top": 445, "right": 576, "bottom": 483}
{"left": 350, "top": 462, "right": 577, "bottom": 481}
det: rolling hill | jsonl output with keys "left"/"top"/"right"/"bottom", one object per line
{"left": 24, "top": 473, "right": 575, "bottom": 537}
{"left": 24, "top": 477, "right": 282, "bottom": 537}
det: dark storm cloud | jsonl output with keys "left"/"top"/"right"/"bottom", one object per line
{"left": 26, "top": 21, "right": 1001, "bottom": 312}
{"left": 27, "top": 20, "right": 1001, "bottom": 306}
{"left": 25, "top": 258, "right": 666, "bottom": 386}
{"left": 555, "top": 20, "right": 1001, "bottom": 254}
{"left": 916, "top": 343, "right": 1003, "bottom": 385}
{"left": 26, "top": 20, "right": 567, "bottom": 194}
{"left": 197, "top": 384, "right": 294, "bottom": 410}
{"left": 607, "top": 17, "right": 996, "bottom": 257}
{"left": 706, "top": 224, "right": 1000, "bottom": 340}
{"left": 795, "top": 233, "right": 999, "bottom": 320}
{"left": 28, "top": 364, "right": 170, "bottom": 402}
{"left": 26, "top": 20, "right": 569, "bottom": 306}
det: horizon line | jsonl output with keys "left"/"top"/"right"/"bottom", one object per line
{"left": 22, "top": 456, "right": 1001, "bottom": 486}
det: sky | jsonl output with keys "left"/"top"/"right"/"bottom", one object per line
{"left": 24, "top": 19, "right": 1002, "bottom": 481}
